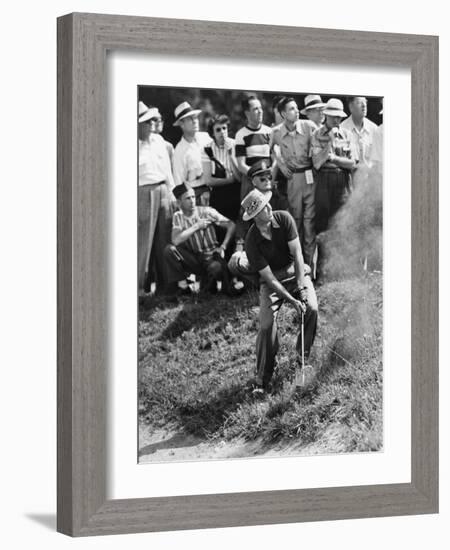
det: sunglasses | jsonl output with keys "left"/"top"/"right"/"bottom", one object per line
{"left": 256, "top": 174, "right": 272, "bottom": 182}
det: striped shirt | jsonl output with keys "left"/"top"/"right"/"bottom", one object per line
{"left": 205, "top": 137, "right": 237, "bottom": 178}
{"left": 172, "top": 206, "right": 229, "bottom": 255}
{"left": 235, "top": 124, "right": 272, "bottom": 166}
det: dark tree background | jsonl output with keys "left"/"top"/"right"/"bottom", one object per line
{"left": 138, "top": 85, "right": 383, "bottom": 146}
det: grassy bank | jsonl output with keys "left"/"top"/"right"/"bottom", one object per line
{"left": 139, "top": 272, "right": 383, "bottom": 455}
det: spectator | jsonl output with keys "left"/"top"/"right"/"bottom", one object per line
{"left": 234, "top": 95, "right": 272, "bottom": 248}
{"left": 203, "top": 114, "right": 241, "bottom": 222}
{"left": 235, "top": 95, "right": 272, "bottom": 199}
{"left": 341, "top": 96, "right": 378, "bottom": 186}
{"left": 271, "top": 97, "right": 317, "bottom": 269}
{"left": 270, "top": 95, "right": 289, "bottom": 210}
{"left": 155, "top": 113, "right": 174, "bottom": 163}
{"left": 172, "top": 101, "right": 211, "bottom": 205}
{"left": 138, "top": 102, "right": 174, "bottom": 295}
{"left": 271, "top": 95, "right": 285, "bottom": 127}
{"left": 300, "top": 94, "right": 326, "bottom": 128}
{"left": 311, "top": 98, "right": 357, "bottom": 234}
{"left": 370, "top": 108, "right": 383, "bottom": 179}
{"left": 164, "top": 183, "right": 236, "bottom": 295}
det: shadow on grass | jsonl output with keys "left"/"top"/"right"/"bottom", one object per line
{"left": 152, "top": 292, "right": 257, "bottom": 341}
{"left": 175, "top": 381, "right": 252, "bottom": 438}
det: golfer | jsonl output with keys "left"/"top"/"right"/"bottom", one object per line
{"left": 241, "top": 189, "right": 318, "bottom": 393}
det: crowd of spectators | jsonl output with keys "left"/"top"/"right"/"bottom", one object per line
{"left": 138, "top": 91, "right": 383, "bottom": 297}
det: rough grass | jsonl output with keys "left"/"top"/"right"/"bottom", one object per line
{"left": 139, "top": 272, "right": 383, "bottom": 455}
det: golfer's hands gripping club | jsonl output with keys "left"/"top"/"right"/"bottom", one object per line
{"left": 292, "top": 298, "right": 306, "bottom": 316}
{"left": 299, "top": 287, "right": 308, "bottom": 304}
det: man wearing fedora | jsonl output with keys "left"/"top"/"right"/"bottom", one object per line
{"left": 241, "top": 189, "right": 318, "bottom": 393}
{"left": 172, "top": 101, "right": 211, "bottom": 206}
{"left": 270, "top": 97, "right": 317, "bottom": 271}
{"left": 138, "top": 101, "right": 174, "bottom": 295}
{"left": 164, "top": 183, "right": 236, "bottom": 295}
{"left": 311, "top": 98, "right": 358, "bottom": 234}
{"left": 341, "top": 96, "right": 378, "bottom": 186}
{"left": 300, "top": 94, "right": 326, "bottom": 129}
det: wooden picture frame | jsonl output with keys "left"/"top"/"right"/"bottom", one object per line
{"left": 57, "top": 12, "right": 438, "bottom": 536}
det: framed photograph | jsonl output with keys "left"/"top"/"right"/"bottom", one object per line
{"left": 136, "top": 84, "right": 384, "bottom": 465}
{"left": 57, "top": 13, "right": 438, "bottom": 536}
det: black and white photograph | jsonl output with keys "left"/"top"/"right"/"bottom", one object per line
{"left": 137, "top": 86, "right": 383, "bottom": 463}
{"left": 3, "top": 0, "right": 444, "bottom": 546}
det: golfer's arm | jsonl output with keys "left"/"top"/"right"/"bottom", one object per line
{"left": 259, "top": 266, "right": 296, "bottom": 304}
{"left": 288, "top": 238, "right": 306, "bottom": 289}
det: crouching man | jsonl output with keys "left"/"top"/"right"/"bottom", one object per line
{"left": 241, "top": 189, "right": 318, "bottom": 392}
{"left": 164, "top": 183, "right": 236, "bottom": 294}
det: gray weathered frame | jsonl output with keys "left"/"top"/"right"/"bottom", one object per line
{"left": 57, "top": 12, "right": 438, "bottom": 537}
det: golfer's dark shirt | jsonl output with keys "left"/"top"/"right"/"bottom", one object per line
{"left": 245, "top": 211, "right": 298, "bottom": 272}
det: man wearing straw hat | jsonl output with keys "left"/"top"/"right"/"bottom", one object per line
{"left": 311, "top": 98, "right": 358, "bottom": 234}
{"left": 241, "top": 189, "right": 318, "bottom": 393}
{"left": 172, "top": 101, "right": 211, "bottom": 206}
{"left": 300, "top": 94, "right": 326, "bottom": 129}
{"left": 138, "top": 101, "right": 174, "bottom": 295}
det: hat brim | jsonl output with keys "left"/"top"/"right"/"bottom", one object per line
{"left": 323, "top": 109, "right": 347, "bottom": 118}
{"left": 242, "top": 191, "right": 272, "bottom": 221}
{"left": 250, "top": 168, "right": 272, "bottom": 179}
{"left": 173, "top": 109, "right": 202, "bottom": 126}
{"left": 139, "top": 112, "right": 153, "bottom": 123}
{"left": 300, "top": 103, "right": 326, "bottom": 115}
{"left": 139, "top": 108, "right": 160, "bottom": 123}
